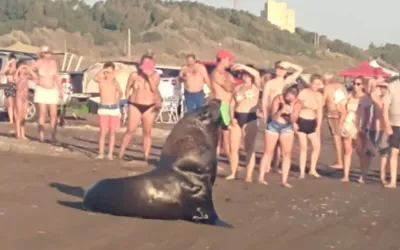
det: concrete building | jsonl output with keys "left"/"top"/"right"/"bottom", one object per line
{"left": 260, "top": 0, "right": 296, "bottom": 33}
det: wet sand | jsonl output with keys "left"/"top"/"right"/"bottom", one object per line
{"left": 0, "top": 122, "right": 400, "bottom": 250}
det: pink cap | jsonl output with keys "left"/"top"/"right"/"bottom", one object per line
{"left": 140, "top": 58, "right": 155, "bottom": 72}
{"left": 216, "top": 49, "right": 235, "bottom": 60}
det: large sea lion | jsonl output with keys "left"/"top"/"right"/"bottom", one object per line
{"left": 83, "top": 99, "right": 231, "bottom": 227}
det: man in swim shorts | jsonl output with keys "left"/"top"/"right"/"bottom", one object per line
{"left": 180, "top": 54, "right": 211, "bottom": 112}
{"left": 210, "top": 49, "right": 236, "bottom": 161}
{"left": 322, "top": 74, "right": 347, "bottom": 169}
{"left": 92, "top": 62, "right": 123, "bottom": 160}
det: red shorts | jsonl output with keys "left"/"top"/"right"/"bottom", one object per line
{"left": 98, "top": 115, "right": 120, "bottom": 131}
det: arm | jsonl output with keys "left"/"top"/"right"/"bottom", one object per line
{"left": 54, "top": 62, "right": 62, "bottom": 93}
{"left": 114, "top": 80, "right": 123, "bottom": 100}
{"left": 200, "top": 64, "right": 211, "bottom": 90}
{"left": 283, "top": 62, "right": 303, "bottom": 84}
{"left": 261, "top": 84, "right": 270, "bottom": 121}
{"left": 179, "top": 65, "right": 187, "bottom": 79}
{"left": 125, "top": 72, "right": 137, "bottom": 98}
{"left": 241, "top": 65, "right": 261, "bottom": 88}
{"left": 93, "top": 69, "right": 104, "bottom": 84}
{"left": 230, "top": 86, "right": 239, "bottom": 123}
{"left": 338, "top": 98, "right": 348, "bottom": 127}
{"left": 271, "top": 96, "right": 283, "bottom": 121}
{"left": 316, "top": 92, "right": 323, "bottom": 131}
{"left": 291, "top": 100, "right": 302, "bottom": 124}
{"left": 382, "top": 91, "right": 392, "bottom": 135}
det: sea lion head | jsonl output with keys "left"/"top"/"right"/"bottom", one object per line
{"left": 194, "top": 99, "right": 221, "bottom": 126}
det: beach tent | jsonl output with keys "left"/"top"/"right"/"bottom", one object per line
{"left": 338, "top": 61, "right": 389, "bottom": 78}
{"left": 369, "top": 60, "right": 399, "bottom": 76}
{"left": 82, "top": 62, "right": 137, "bottom": 102}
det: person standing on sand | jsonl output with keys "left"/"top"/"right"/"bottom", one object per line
{"left": 382, "top": 77, "right": 400, "bottom": 188}
{"left": 30, "top": 45, "right": 63, "bottom": 143}
{"left": 3, "top": 53, "right": 17, "bottom": 124}
{"left": 260, "top": 61, "right": 303, "bottom": 173}
{"left": 89, "top": 62, "right": 123, "bottom": 160}
{"left": 210, "top": 49, "right": 236, "bottom": 164}
{"left": 323, "top": 74, "right": 348, "bottom": 170}
{"left": 179, "top": 54, "right": 211, "bottom": 112}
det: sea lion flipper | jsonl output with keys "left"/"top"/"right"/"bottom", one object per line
{"left": 213, "top": 218, "right": 233, "bottom": 228}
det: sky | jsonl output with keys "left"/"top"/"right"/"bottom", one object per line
{"left": 84, "top": 0, "right": 399, "bottom": 49}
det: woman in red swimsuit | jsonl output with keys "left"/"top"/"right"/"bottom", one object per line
{"left": 118, "top": 55, "right": 162, "bottom": 162}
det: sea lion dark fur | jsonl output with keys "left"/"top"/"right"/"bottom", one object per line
{"left": 83, "top": 99, "right": 231, "bottom": 227}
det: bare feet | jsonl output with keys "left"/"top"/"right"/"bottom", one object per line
{"left": 258, "top": 179, "right": 268, "bottom": 185}
{"left": 225, "top": 174, "right": 236, "bottom": 180}
{"left": 384, "top": 183, "right": 397, "bottom": 189}
{"left": 309, "top": 171, "right": 321, "bottom": 178}
{"left": 340, "top": 177, "right": 349, "bottom": 182}
{"left": 282, "top": 182, "right": 292, "bottom": 188}
{"left": 298, "top": 173, "right": 305, "bottom": 179}
{"left": 39, "top": 133, "right": 44, "bottom": 143}
{"left": 95, "top": 154, "right": 104, "bottom": 160}
{"left": 21, "top": 135, "right": 28, "bottom": 140}
{"left": 330, "top": 164, "right": 343, "bottom": 170}
{"left": 357, "top": 177, "right": 365, "bottom": 184}
{"left": 245, "top": 177, "right": 252, "bottom": 183}
{"left": 381, "top": 179, "right": 389, "bottom": 186}
{"left": 107, "top": 154, "right": 114, "bottom": 160}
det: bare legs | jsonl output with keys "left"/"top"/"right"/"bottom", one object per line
{"left": 298, "top": 132, "right": 321, "bottom": 178}
{"left": 226, "top": 121, "right": 258, "bottom": 182}
{"left": 380, "top": 154, "right": 389, "bottom": 185}
{"left": 244, "top": 121, "right": 258, "bottom": 182}
{"left": 7, "top": 96, "right": 15, "bottom": 124}
{"left": 118, "top": 105, "right": 141, "bottom": 159}
{"left": 258, "top": 131, "right": 279, "bottom": 185}
{"left": 279, "top": 132, "right": 294, "bottom": 188}
{"left": 331, "top": 134, "right": 344, "bottom": 169}
{"left": 141, "top": 108, "right": 157, "bottom": 161}
{"left": 226, "top": 124, "right": 241, "bottom": 180}
{"left": 37, "top": 103, "right": 57, "bottom": 142}
{"left": 341, "top": 137, "right": 353, "bottom": 182}
{"left": 385, "top": 147, "right": 399, "bottom": 188}
{"left": 15, "top": 96, "right": 27, "bottom": 139}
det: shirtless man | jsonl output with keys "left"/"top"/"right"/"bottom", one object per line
{"left": 261, "top": 61, "right": 303, "bottom": 173}
{"left": 3, "top": 53, "right": 17, "bottom": 123}
{"left": 323, "top": 74, "right": 347, "bottom": 169}
{"left": 30, "top": 46, "right": 63, "bottom": 142}
{"left": 211, "top": 49, "right": 236, "bottom": 162}
{"left": 180, "top": 54, "right": 211, "bottom": 112}
{"left": 91, "top": 62, "right": 123, "bottom": 160}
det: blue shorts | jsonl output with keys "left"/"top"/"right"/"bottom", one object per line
{"left": 266, "top": 119, "right": 293, "bottom": 134}
{"left": 184, "top": 90, "right": 205, "bottom": 113}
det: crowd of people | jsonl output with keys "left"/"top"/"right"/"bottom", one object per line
{"left": 2, "top": 46, "right": 400, "bottom": 189}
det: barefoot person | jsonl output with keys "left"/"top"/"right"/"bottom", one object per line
{"left": 30, "top": 45, "right": 63, "bottom": 142}
{"left": 261, "top": 61, "right": 303, "bottom": 173}
{"left": 119, "top": 55, "right": 162, "bottom": 161}
{"left": 382, "top": 76, "right": 400, "bottom": 188}
{"left": 3, "top": 53, "right": 17, "bottom": 123}
{"left": 211, "top": 49, "right": 236, "bottom": 163}
{"left": 338, "top": 76, "right": 372, "bottom": 183}
{"left": 180, "top": 54, "right": 211, "bottom": 112}
{"left": 323, "top": 75, "right": 347, "bottom": 169}
{"left": 225, "top": 64, "right": 260, "bottom": 181}
{"left": 14, "top": 60, "right": 36, "bottom": 139}
{"left": 295, "top": 74, "right": 324, "bottom": 178}
{"left": 90, "top": 62, "right": 123, "bottom": 160}
{"left": 369, "top": 80, "right": 390, "bottom": 185}
{"left": 259, "top": 85, "right": 300, "bottom": 187}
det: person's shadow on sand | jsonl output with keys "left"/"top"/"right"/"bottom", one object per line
{"left": 49, "top": 182, "right": 87, "bottom": 211}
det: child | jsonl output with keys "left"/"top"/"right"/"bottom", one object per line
{"left": 93, "top": 62, "right": 123, "bottom": 160}
{"left": 14, "top": 60, "right": 36, "bottom": 139}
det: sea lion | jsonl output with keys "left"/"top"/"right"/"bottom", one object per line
{"left": 83, "top": 99, "right": 231, "bottom": 227}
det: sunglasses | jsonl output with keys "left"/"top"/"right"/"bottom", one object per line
{"left": 276, "top": 66, "right": 286, "bottom": 70}
{"left": 353, "top": 81, "right": 362, "bottom": 86}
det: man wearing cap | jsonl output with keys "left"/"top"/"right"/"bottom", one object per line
{"left": 211, "top": 49, "right": 236, "bottom": 161}
{"left": 382, "top": 76, "right": 400, "bottom": 188}
{"left": 261, "top": 61, "right": 303, "bottom": 172}
{"left": 179, "top": 54, "right": 211, "bottom": 112}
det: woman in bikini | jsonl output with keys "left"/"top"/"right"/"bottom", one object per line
{"left": 338, "top": 76, "right": 372, "bottom": 183}
{"left": 295, "top": 74, "right": 324, "bottom": 179}
{"left": 225, "top": 63, "right": 260, "bottom": 182}
{"left": 14, "top": 60, "right": 37, "bottom": 139}
{"left": 30, "top": 46, "right": 63, "bottom": 142}
{"left": 3, "top": 53, "right": 17, "bottom": 123}
{"left": 119, "top": 55, "right": 162, "bottom": 161}
{"left": 259, "top": 85, "right": 300, "bottom": 187}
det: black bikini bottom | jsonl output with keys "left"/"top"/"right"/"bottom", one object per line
{"left": 297, "top": 117, "right": 317, "bottom": 134}
{"left": 234, "top": 112, "right": 257, "bottom": 128}
{"left": 128, "top": 102, "right": 155, "bottom": 114}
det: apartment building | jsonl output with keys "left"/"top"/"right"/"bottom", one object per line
{"left": 260, "top": 0, "right": 295, "bottom": 33}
